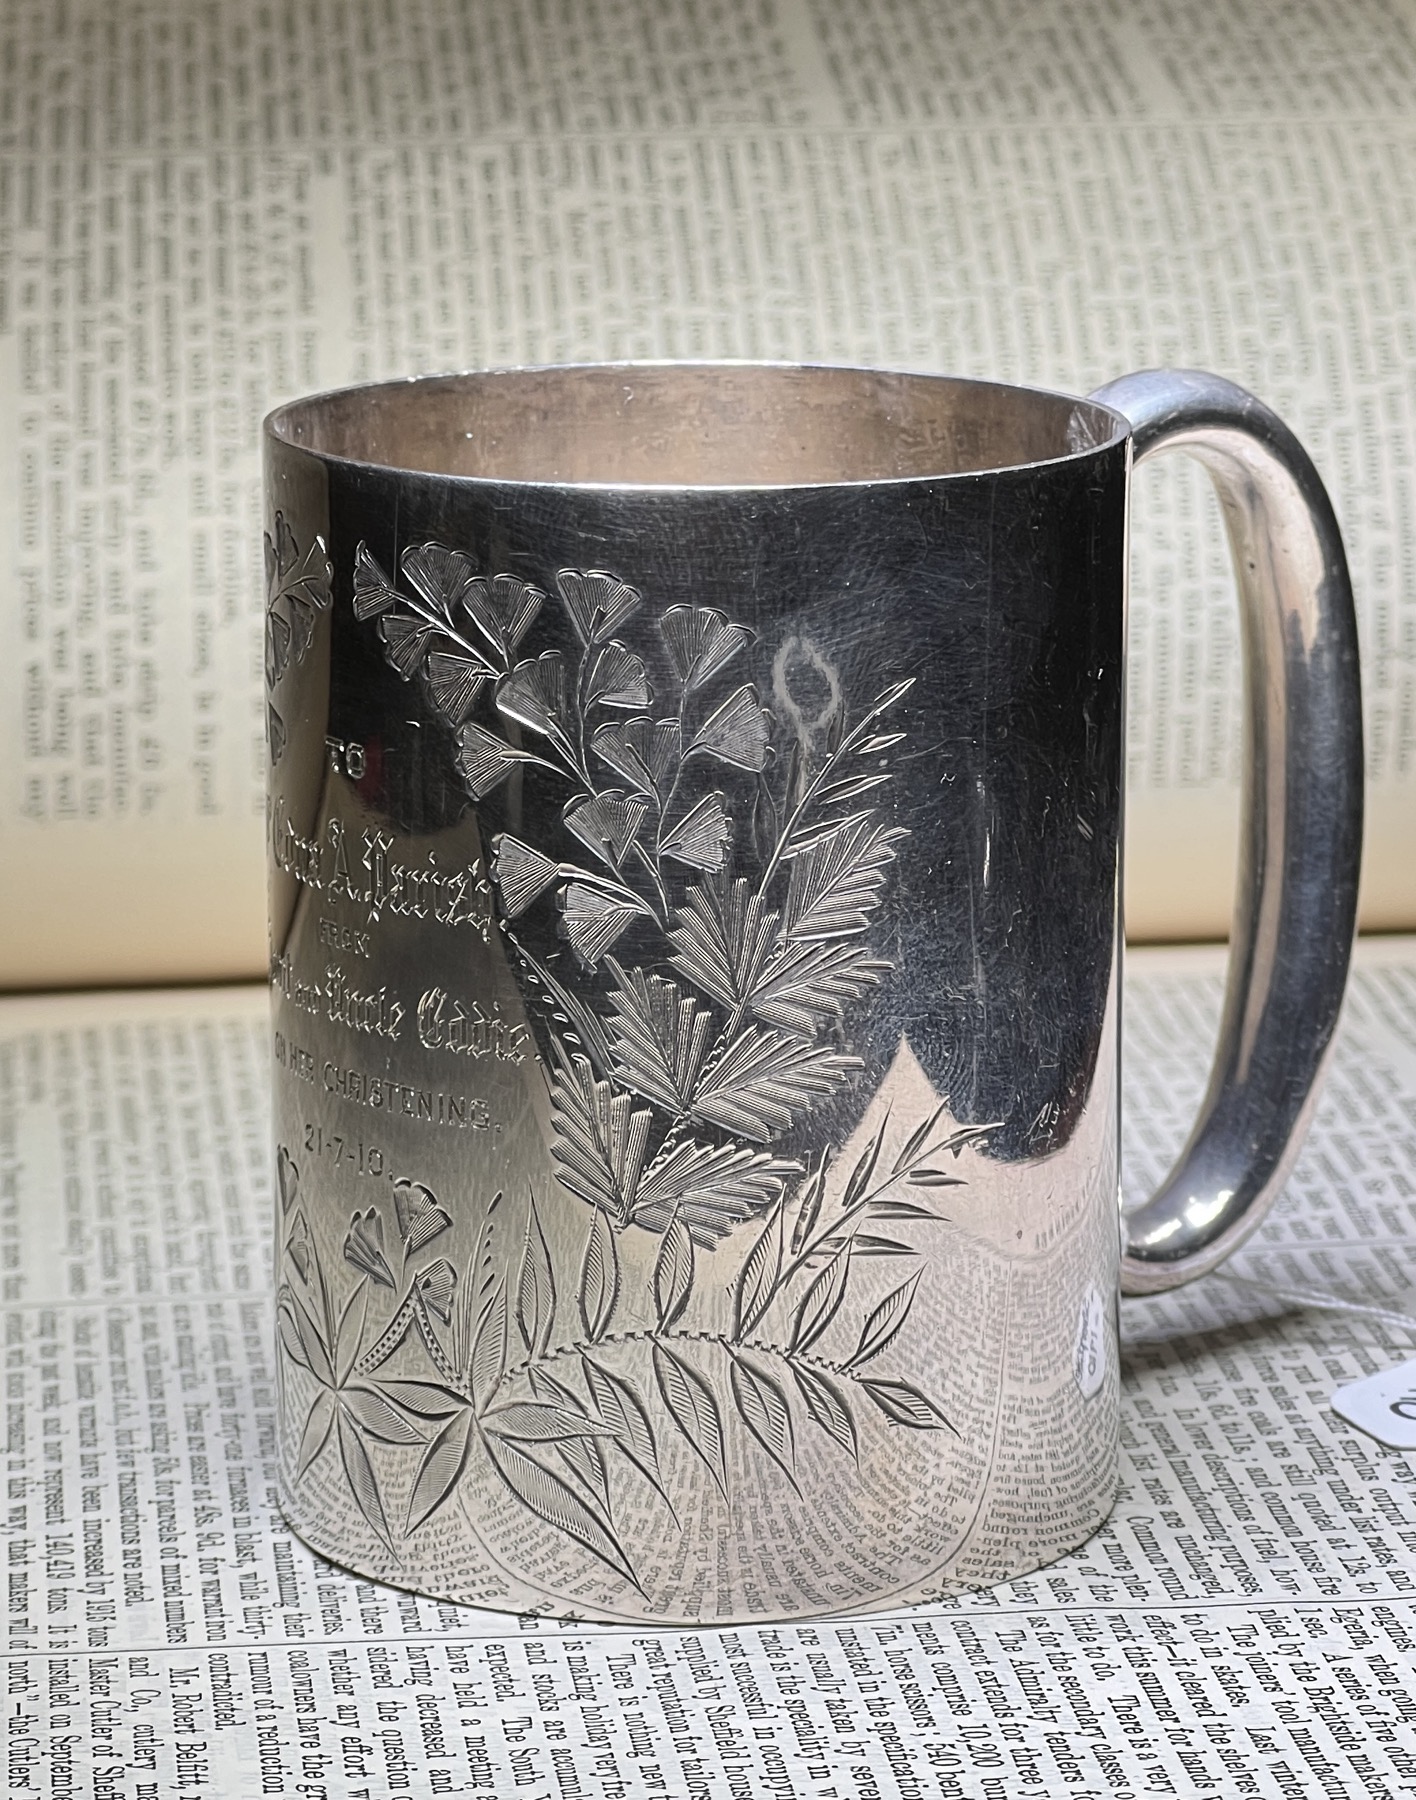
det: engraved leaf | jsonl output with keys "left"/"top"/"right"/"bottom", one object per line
{"left": 352, "top": 540, "right": 399, "bottom": 619}
{"left": 556, "top": 568, "right": 642, "bottom": 645}
{"left": 591, "top": 717, "right": 681, "bottom": 796}
{"left": 605, "top": 961, "right": 716, "bottom": 1112}
{"left": 789, "top": 1154, "right": 830, "bottom": 1255}
{"left": 791, "top": 1364, "right": 858, "bottom": 1460}
{"left": 343, "top": 1209, "right": 395, "bottom": 1289}
{"left": 394, "top": 1179, "right": 452, "bottom": 1255}
{"left": 750, "top": 942, "right": 889, "bottom": 1037}
{"left": 485, "top": 1435, "right": 640, "bottom": 1590}
{"left": 401, "top": 541, "right": 478, "bottom": 620}
{"left": 732, "top": 1206, "right": 783, "bottom": 1339}
{"left": 276, "top": 1145, "right": 301, "bottom": 1214}
{"left": 277, "top": 1292, "right": 312, "bottom": 1373}
{"left": 859, "top": 1377, "right": 955, "bottom": 1431}
{"left": 470, "top": 1283, "right": 508, "bottom": 1410}
{"left": 908, "top": 1170, "right": 969, "bottom": 1188}
{"left": 266, "top": 703, "right": 286, "bottom": 765}
{"left": 297, "top": 1390, "right": 336, "bottom": 1477}
{"left": 341, "top": 1385, "right": 426, "bottom": 1445}
{"left": 585, "top": 640, "right": 651, "bottom": 710}
{"left": 660, "top": 791, "right": 731, "bottom": 871}
{"left": 891, "top": 1101, "right": 951, "bottom": 1177}
{"left": 379, "top": 609, "right": 440, "bottom": 679}
{"left": 283, "top": 1284, "right": 334, "bottom": 1387}
{"left": 578, "top": 1210, "right": 621, "bottom": 1342}
{"left": 284, "top": 1210, "right": 312, "bottom": 1284}
{"left": 335, "top": 1279, "right": 370, "bottom": 1386}
{"left": 630, "top": 1140, "right": 796, "bottom": 1244}
{"left": 813, "top": 770, "right": 892, "bottom": 807}
{"left": 553, "top": 1434, "right": 613, "bottom": 1517}
{"left": 842, "top": 1115, "right": 892, "bottom": 1210}
{"left": 492, "top": 834, "right": 560, "bottom": 918}
{"left": 783, "top": 816, "right": 909, "bottom": 941}
{"left": 551, "top": 1049, "right": 651, "bottom": 1223}
{"left": 417, "top": 1258, "right": 457, "bottom": 1325}
{"left": 842, "top": 1234, "right": 916, "bottom": 1258}
{"left": 652, "top": 1343, "right": 728, "bottom": 1498}
{"left": 497, "top": 650, "right": 569, "bottom": 740}
{"left": 265, "top": 607, "right": 293, "bottom": 687}
{"left": 461, "top": 572, "right": 544, "bottom": 657}
{"left": 482, "top": 1401, "right": 612, "bottom": 1443}
{"left": 516, "top": 1195, "right": 556, "bottom": 1359}
{"left": 456, "top": 722, "right": 556, "bottom": 802}
{"left": 581, "top": 1354, "right": 673, "bottom": 1512}
{"left": 690, "top": 1027, "right": 861, "bottom": 1142}
{"left": 405, "top": 1408, "right": 475, "bottom": 1534}
{"left": 374, "top": 1379, "right": 467, "bottom": 1421}
{"left": 729, "top": 1354, "right": 796, "bottom": 1484}
{"left": 684, "top": 684, "right": 772, "bottom": 772}
{"left": 338, "top": 1409, "right": 392, "bottom": 1544}
{"left": 425, "top": 648, "right": 492, "bottom": 727}
{"left": 869, "top": 1199, "right": 950, "bottom": 1221}
{"left": 653, "top": 1217, "right": 695, "bottom": 1331}
{"left": 845, "top": 1271, "right": 922, "bottom": 1370}
{"left": 560, "top": 882, "right": 650, "bottom": 967}
{"left": 659, "top": 604, "right": 752, "bottom": 691}
{"left": 790, "top": 1241, "right": 852, "bottom": 1352}
{"left": 668, "top": 876, "right": 777, "bottom": 1011}
{"left": 563, "top": 791, "right": 649, "bottom": 869}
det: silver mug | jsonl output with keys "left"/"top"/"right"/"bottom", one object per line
{"left": 263, "top": 363, "right": 1361, "bottom": 1624}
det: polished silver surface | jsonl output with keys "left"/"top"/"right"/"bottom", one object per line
{"left": 1092, "top": 371, "right": 1364, "bottom": 1294}
{"left": 262, "top": 361, "right": 1359, "bottom": 1625}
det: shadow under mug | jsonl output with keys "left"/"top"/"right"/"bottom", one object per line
{"left": 263, "top": 362, "right": 1361, "bottom": 1625}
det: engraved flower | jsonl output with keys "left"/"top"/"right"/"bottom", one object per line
{"left": 416, "top": 1259, "right": 457, "bottom": 1325}
{"left": 344, "top": 1208, "right": 396, "bottom": 1289}
{"left": 393, "top": 1179, "right": 452, "bottom": 1255}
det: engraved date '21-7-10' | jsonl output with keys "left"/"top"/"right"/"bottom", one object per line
{"left": 275, "top": 544, "right": 986, "bottom": 1597}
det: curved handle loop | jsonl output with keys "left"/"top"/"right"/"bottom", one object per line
{"left": 1089, "top": 369, "right": 1363, "bottom": 1295}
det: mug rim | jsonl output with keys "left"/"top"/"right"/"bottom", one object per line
{"left": 263, "top": 358, "right": 1133, "bottom": 491}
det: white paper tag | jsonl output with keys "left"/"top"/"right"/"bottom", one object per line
{"left": 1074, "top": 1285, "right": 1107, "bottom": 1400}
{"left": 1331, "top": 1357, "right": 1416, "bottom": 1449}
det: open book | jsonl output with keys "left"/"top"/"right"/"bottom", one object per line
{"left": 0, "top": 0, "right": 1410, "bottom": 988}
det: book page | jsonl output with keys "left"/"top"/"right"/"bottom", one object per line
{"left": 1, "top": 0, "right": 1412, "bottom": 986}
{"left": 5, "top": 941, "right": 1416, "bottom": 1793}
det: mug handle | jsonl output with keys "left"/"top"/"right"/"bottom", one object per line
{"left": 1088, "top": 369, "right": 1363, "bottom": 1294}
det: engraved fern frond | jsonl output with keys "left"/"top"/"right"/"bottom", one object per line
{"left": 782, "top": 816, "right": 909, "bottom": 941}
{"left": 690, "top": 1028, "right": 862, "bottom": 1143}
{"left": 549, "top": 1048, "right": 652, "bottom": 1226}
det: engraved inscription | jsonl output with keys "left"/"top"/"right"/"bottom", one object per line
{"left": 415, "top": 986, "right": 529, "bottom": 1063}
{"left": 270, "top": 807, "right": 494, "bottom": 938}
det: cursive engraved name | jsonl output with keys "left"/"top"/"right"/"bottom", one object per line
{"left": 415, "top": 986, "right": 530, "bottom": 1064}
{"left": 320, "top": 1060, "right": 494, "bottom": 1130}
{"left": 270, "top": 953, "right": 405, "bottom": 1040}
{"left": 269, "top": 802, "right": 494, "bottom": 937}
